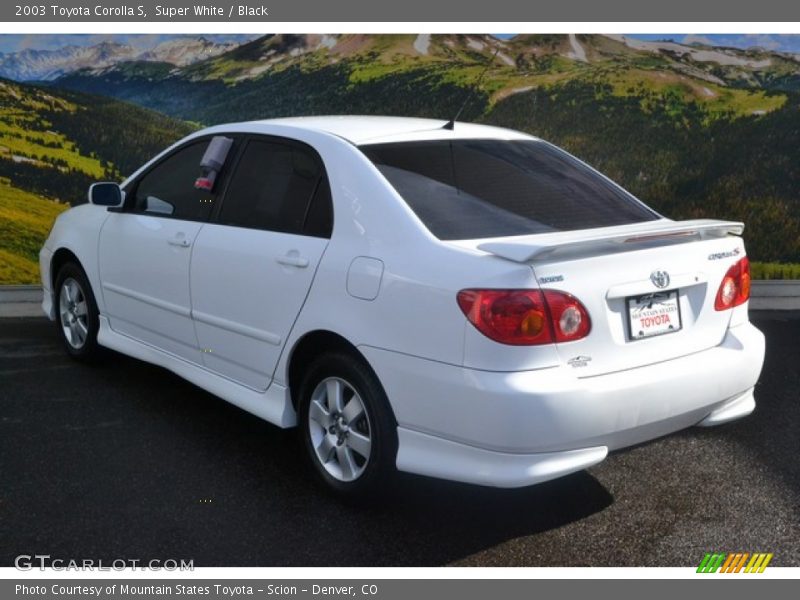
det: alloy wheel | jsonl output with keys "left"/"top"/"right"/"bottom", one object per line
{"left": 307, "top": 377, "right": 373, "bottom": 482}
{"left": 59, "top": 277, "right": 89, "bottom": 349}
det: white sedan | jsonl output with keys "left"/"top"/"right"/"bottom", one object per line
{"left": 40, "top": 116, "right": 765, "bottom": 497}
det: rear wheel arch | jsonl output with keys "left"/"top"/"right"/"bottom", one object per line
{"left": 290, "top": 331, "right": 399, "bottom": 497}
{"left": 286, "top": 330, "right": 391, "bottom": 419}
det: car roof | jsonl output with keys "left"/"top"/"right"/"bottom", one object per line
{"left": 220, "top": 115, "right": 537, "bottom": 145}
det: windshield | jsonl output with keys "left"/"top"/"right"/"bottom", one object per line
{"left": 360, "top": 139, "right": 659, "bottom": 240}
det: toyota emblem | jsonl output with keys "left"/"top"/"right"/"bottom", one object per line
{"left": 650, "top": 270, "right": 670, "bottom": 289}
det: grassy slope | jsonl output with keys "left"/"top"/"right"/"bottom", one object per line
{"left": 0, "top": 78, "right": 194, "bottom": 284}
{"left": 0, "top": 178, "right": 66, "bottom": 284}
{"left": 0, "top": 81, "right": 79, "bottom": 283}
{"left": 0, "top": 80, "right": 108, "bottom": 179}
{"left": 58, "top": 34, "right": 792, "bottom": 123}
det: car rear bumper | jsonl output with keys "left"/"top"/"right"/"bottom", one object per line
{"left": 361, "top": 321, "right": 765, "bottom": 487}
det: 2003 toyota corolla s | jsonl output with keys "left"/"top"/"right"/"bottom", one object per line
{"left": 39, "top": 116, "right": 765, "bottom": 497}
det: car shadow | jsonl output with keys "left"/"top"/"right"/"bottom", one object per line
{"left": 686, "top": 315, "right": 800, "bottom": 497}
{"left": 13, "top": 315, "right": 799, "bottom": 567}
{"left": 0, "top": 321, "right": 614, "bottom": 567}
{"left": 133, "top": 356, "right": 614, "bottom": 567}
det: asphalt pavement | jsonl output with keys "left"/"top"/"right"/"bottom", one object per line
{"left": 1, "top": 315, "right": 798, "bottom": 567}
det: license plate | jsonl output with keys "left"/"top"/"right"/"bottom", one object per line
{"left": 626, "top": 290, "right": 682, "bottom": 340}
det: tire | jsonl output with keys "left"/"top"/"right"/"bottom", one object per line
{"left": 54, "top": 262, "right": 103, "bottom": 362}
{"left": 297, "top": 352, "right": 398, "bottom": 499}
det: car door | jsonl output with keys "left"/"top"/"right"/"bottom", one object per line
{"left": 190, "top": 136, "right": 333, "bottom": 390}
{"left": 98, "top": 138, "right": 227, "bottom": 364}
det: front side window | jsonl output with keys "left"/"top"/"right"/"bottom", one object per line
{"left": 218, "top": 139, "right": 332, "bottom": 237}
{"left": 360, "top": 139, "right": 659, "bottom": 240}
{"left": 132, "top": 140, "right": 217, "bottom": 221}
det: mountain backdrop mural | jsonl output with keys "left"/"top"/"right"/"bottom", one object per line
{"left": 1, "top": 33, "right": 799, "bottom": 284}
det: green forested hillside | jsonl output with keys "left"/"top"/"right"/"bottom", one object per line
{"left": 54, "top": 34, "right": 800, "bottom": 266}
{"left": 0, "top": 78, "right": 194, "bottom": 283}
{"left": 486, "top": 82, "right": 800, "bottom": 263}
{"left": 0, "top": 178, "right": 66, "bottom": 283}
{"left": 3, "top": 34, "right": 798, "bottom": 282}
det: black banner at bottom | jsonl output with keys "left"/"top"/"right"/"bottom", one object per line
{"left": 3, "top": 579, "right": 795, "bottom": 600}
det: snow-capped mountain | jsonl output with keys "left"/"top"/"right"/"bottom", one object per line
{"left": 0, "top": 37, "right": 238, "bottom": 81}
{"left": 0, "top": 42, "right": 136, "bottom": 81}
{"left": 138, "top": 37, "right": 238, "bottom": 66}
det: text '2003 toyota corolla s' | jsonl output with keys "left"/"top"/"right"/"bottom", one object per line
{"left": 40, "top": 116, "right": 765, "bottom": 498}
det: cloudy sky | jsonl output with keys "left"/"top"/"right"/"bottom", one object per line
{"left": 0, "top": 34, "right": 799, "bottom": 55}
{"left": 632, "top": 34, "right": 800, "bottom": 53}
{"left": 0, "top": 34, "right": 258, "bottom": 54}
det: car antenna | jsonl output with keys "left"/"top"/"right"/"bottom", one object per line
{"left": 443, "top": 48, "right": 500, "bottom": 131}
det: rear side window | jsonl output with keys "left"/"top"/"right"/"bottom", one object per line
{"left": 303, "top": 175, "right": 333, "bottom": 238}
{"left": 218, "top": 139, "right": 331, "bottom": 237}
{"left": 360, "top": 139, "right": 658, "bottom": 240}
{"left": 132, "top": 140, "right": 216, "bottom": 221}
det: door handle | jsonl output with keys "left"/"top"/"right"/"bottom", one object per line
{"left": 276, "top": 254, "right": 309, "bottom": 268}
{"left": 168, "top": 236, "right": 191, "bottom": 248}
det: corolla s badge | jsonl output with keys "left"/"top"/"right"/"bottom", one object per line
{"left": 650, "top": 270, "right": 670, "bottom": 289}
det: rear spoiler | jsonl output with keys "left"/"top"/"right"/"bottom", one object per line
{"left": 476, "top": 219, "right": 744, "bottom": 263}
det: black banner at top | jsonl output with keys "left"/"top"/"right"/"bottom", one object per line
{"left": 3, "top": 0, "right": 800, "bottom": 22}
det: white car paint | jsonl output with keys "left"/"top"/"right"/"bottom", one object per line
{"left": 99, "top": 213, "right": 205, "bottom": 364}
{"left": 40, "top": 116, "right": 765, "bottom": 488}
{"left": 189, "top": 224, "right": 328, "bottom": 390}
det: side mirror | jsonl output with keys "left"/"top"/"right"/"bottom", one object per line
{"left": 88, "top": 182, "right": 123, "bottom": 207}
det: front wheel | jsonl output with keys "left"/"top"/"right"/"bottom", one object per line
{"left": 54, "top": 262, "right": 102, "bottom": 362}
{"left": 298, "top": 352, "right": 397, "bottom": 499}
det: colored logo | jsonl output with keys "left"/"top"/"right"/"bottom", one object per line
{"left": 697, "top": 552, "right": 773, "bottom": 573}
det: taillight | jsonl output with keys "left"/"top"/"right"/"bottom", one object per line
{"left": 542, "top": 289, "right": 592, "bottom": 342}
{"left": 456, "top": 289, "right": 591, "bottom": 345}
{"left": 714, "top": 256, "right": 751, "bottom": 311}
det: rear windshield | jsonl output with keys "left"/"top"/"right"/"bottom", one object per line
{"left": 360, "top": 139, "right": 659, "bottom": 240}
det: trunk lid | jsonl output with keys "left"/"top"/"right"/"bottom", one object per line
{"left": 465, "top": 219, "right": 746, "bottom": 377}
